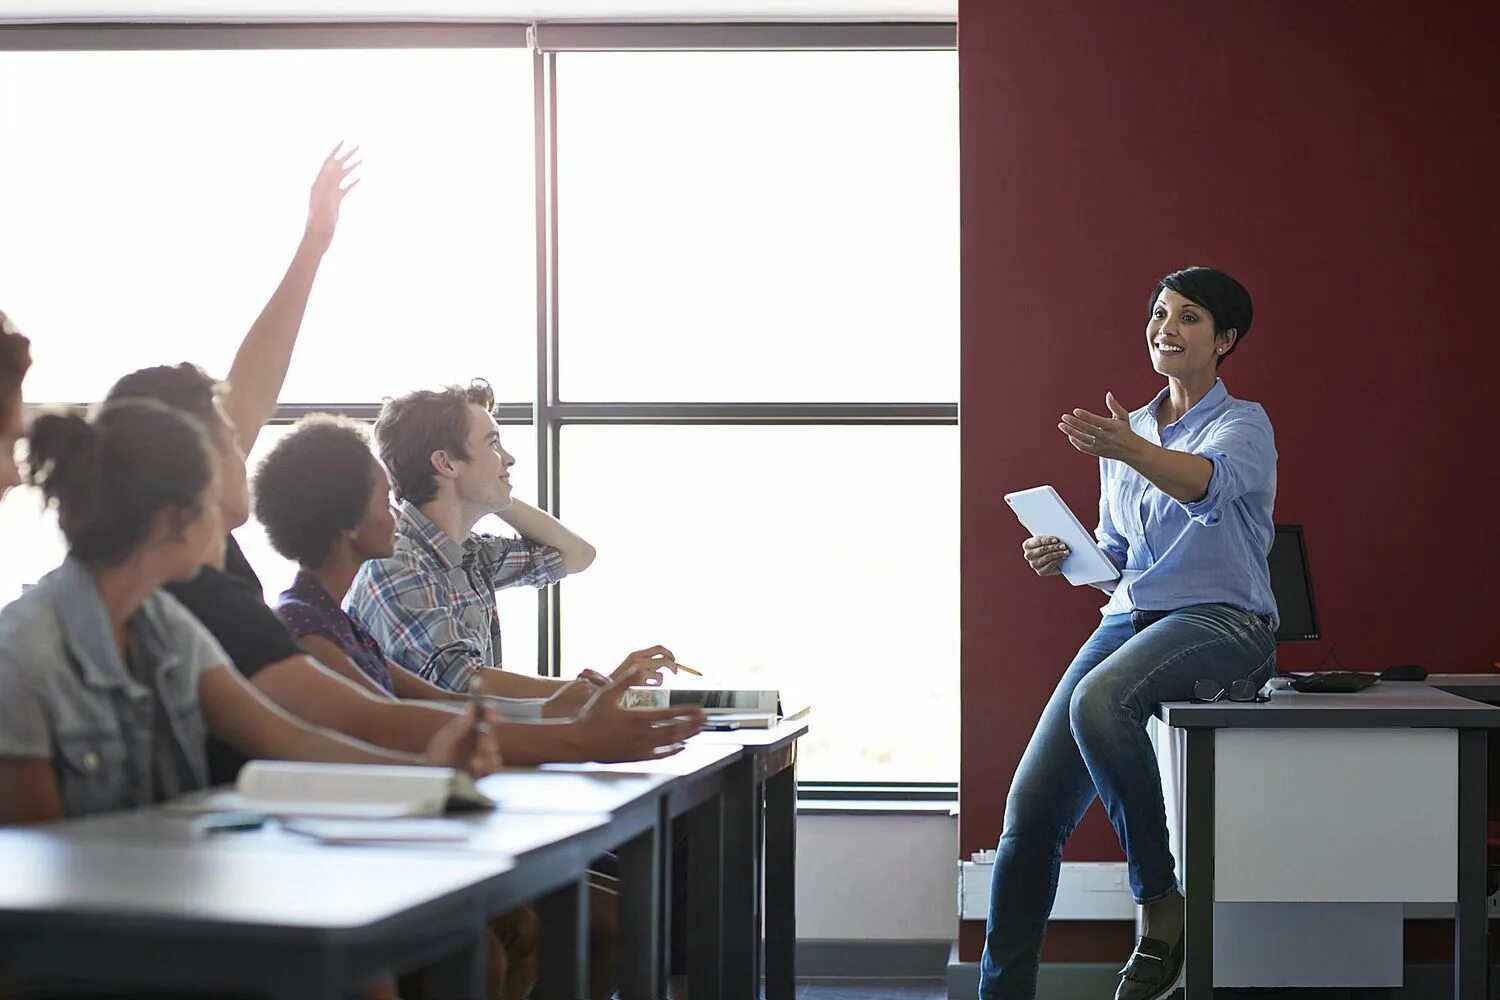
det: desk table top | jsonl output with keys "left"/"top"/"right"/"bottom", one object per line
{"left": 694, "top": 717, "right": 809, "bottom": 753}
{"left": 0, "top": 826, "right": 514, "bottom": 933}
{"left": 1160, "top": 681, "right": 1500, "bottom": 729}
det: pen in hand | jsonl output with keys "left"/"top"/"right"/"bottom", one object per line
{"left": 674, "top": 662, "right": 703, "bottom": 677}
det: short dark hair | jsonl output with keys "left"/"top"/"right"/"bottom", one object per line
{"left": 0, "top": 309, "right": 32, "bottom": 408}
{"left": 105, "top": 363, "right": 221, "bottom": 429}
{"left": 374, "top": 379, "right": 496, "bottom": 506}
{"left": 1150, "top": 267, "right": 1254, "bottom": 363}
{"left": 254, "top": 415, "right": 377, "bottom": 567}
{"left": 27, "top": 399, "right": 215, "bottom": 566}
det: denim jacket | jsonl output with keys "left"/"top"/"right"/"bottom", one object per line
{"left": 0, "top": 559, "right": 228, "bottom": 817}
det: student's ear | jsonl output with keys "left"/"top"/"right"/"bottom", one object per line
{"left": 149, "top": 506, "right": 196, "bottom": 545}
{"left": 430, "top": 449, "right": 457, "bottom": 480}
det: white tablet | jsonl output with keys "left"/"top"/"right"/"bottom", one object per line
{"left": 1003, "top": 485, "right": 1122, "bottom": 587}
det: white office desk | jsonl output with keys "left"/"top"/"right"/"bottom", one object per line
{"left": 1157, "top": 683, "right": 1500, "bottom": 998}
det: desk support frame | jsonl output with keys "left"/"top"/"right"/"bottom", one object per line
{"left": 764, "top": 761, "right": 797, "bottom": 1000}
{"left": 1457, "top": 728, "right": 1487, "bottom": 999}
{"left": 1184, "top": 727, "right": 1214, "bottom": 999}
{"left": 535, "top": 875, "right": 590, "bottom": 1000}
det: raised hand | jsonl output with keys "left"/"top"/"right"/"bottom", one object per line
{"left": 303, "top": 142, "right": 362, "bottom": 258}
{"left": 1059, "top": 391, "right": 1144, "bottom": 462}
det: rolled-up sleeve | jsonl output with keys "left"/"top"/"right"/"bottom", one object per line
{"left": 474, "top": 534, "right": 568, "bottom": 590}
{"left": 1180, "top": 406, "right": 1276, "bottom": 526}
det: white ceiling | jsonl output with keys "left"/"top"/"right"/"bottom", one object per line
{"left": 0, "top": 0, "right": 955, "bottom": 22}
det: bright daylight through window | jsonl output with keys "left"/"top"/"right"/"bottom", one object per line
{"left": 0, "top": 40, "right": 957, "bottom": 784}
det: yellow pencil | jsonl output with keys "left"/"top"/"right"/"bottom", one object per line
{"left": 675, "top": 662, "right": 703, "bottom": 677}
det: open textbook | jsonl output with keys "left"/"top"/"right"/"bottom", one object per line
{"left": 621, "top": 688, "right": 795, "bottom": 728}
{"left": 168, "top": 761, "right": 495, "bottom": 819}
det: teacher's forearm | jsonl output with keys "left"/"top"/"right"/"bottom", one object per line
{"left": 1124, "top": 441, "right": 1214, "bottom": 504}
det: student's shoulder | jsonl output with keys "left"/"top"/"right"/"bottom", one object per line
{"left": 0, "top": 580, "right": 67, "bottom": 673}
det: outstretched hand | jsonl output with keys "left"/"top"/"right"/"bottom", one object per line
{"left": 303, "top": 142, "right": 361, "bottom": 257}
{"left": 1058, "top": 392, "right": 1144, "bottom": 462}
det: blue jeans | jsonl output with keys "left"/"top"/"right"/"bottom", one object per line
{"left": 977, "top": 603, "right": 1277, "bottom": 999}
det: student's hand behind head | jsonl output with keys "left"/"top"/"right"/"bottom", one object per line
{"left": 576, "top": 666, "right": 706, "bottom": 763}
{"left": 423, "top": 704, "right": 502, "bottom": 777}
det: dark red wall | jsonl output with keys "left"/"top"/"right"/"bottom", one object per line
{"left": 958, "top": 0, "right": 1500, "bottom": 960}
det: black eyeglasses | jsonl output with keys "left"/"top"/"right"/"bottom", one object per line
{"left": 1191, "top": 677, "right": 1269, "bottom": 704}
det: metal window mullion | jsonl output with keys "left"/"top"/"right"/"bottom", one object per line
{"left": 534, "top": 46, "right": 564, "bottom": 679}
{"left": 0, "top": 22, "right": 531, "bottom": 50}
{"left": 532, "top": 22, "right": 956, "bottom": 53}
{"left": 550, "top": 402, "right": 958, "bottom": 424}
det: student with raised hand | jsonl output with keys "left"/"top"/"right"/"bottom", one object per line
{"left": 98, "top": 147, "right": 536, "bottom": 787}
{"left": 0, "top": 309, "right": 30, "bottom": 500}
{"left": 252, "top": 413, "right": 707, "bottom": 765}
{"left": 0, "top": 400, "right": 499, "bottom": 828}
{"left": 347, "top": 380, "right": 683, "bottom": 705}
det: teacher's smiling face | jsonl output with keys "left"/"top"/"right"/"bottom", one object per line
{"left": 1145, "top": 287, "right": 1235, "bottom": 380}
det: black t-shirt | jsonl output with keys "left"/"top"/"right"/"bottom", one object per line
{"left": 166, "top": 535, "right": 302, "bottom": 783}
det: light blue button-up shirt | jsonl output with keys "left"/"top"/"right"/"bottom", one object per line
{"left": 1094, "top": 378, "right": 1279, "bottom": 628}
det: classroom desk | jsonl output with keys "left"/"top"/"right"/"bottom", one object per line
{"left": 1158, "top": 684, "right": 1500, "bottom": 998}
{"left": 1429, "top": 673, "right": 1500, "bottom": 703}
{"left": 538, "top": 741, "right": 746, "bottom": 1000}
{"left": 0, "top": 826, "right": 514, "bottom": 998}
{"left": 56, "top": 804, "right": 620, "bottom": 999}
{"left": 698, "top": 719, "right": 810, "bottom": 1000}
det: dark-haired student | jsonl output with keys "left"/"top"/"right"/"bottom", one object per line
{"left": 0, "top": 309, "right": 30, "bottom": 500}
{"left": 256, "top": 414, "right": 682, "bottom": 723}
{"left": 254, "top": 415, "right": 685, "bottom": 999}
{"left": 0, "top": 402, "right": 494, "bottom": 1000}
{"left": 348, "top": 380, "right": 683, "bottom": 701}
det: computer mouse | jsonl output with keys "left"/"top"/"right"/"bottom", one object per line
{"left": 1380, "top": 663, "right": 1427, "bottom": 681}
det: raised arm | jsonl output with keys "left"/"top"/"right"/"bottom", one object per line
{"left": 223, "top": 145, "right": 361, "bottom": 454}
{"left": 493, "top": 499, "right": 597, "bottom": 575}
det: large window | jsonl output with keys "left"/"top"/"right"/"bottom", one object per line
{"left": 0, "top": 25, "right": 957, "bottom": 785}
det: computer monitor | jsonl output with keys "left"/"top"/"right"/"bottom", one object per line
{"left": 1268, "top": 524, "right": 1320, "bottom": 642}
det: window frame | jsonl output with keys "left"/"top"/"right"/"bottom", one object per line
{"left": 0, "top": 20, "right": 959, "bottom": 792}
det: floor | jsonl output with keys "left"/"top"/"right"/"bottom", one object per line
{"left": 797, "top": 980, "right": 948, "bottom": 1000}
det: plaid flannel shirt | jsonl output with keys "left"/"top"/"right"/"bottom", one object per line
{"left": 345, "top": 501, "right": 568, "bottom": 700}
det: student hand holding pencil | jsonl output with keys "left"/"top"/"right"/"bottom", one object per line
{"left": 420, "top": 682, "right": 502, "bottom": 777}
{"left": 601, "top": 644, "right": 695, "bottom": 688}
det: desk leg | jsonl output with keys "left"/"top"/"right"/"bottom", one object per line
{"left": 764, "top": 763, "right": 796, "bottom": 1000}
{"left": 619, "top": 820, "right": 663, "bottom": 1000}
{"left": 688, "top": 793, "right": 725, "bottom": 1000}
{"left": 1457, "top": 728, "right": 1487, "bottom": 1000}
{"left": 409, "top": 924, "right": 486, "bottom": 1000}
{"left": 722, "top": 756, "right": 759, "bottom": 1000}
{"left": 536, "top": 876, "right": 589, "bottom": 1000}
{"left": 1184, "top": 728, "right": 1214, "bottom": 1000}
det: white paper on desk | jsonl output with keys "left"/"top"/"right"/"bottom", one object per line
{"left": 280, "top": 818, "right": 475, "bottom": 844}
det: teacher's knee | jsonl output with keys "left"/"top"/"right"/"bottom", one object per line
{"left": 1068, "top": 673, "right": 1124, "bottom": 743}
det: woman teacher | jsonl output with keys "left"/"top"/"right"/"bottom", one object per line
{"left": 979, "top": 267, "right": 1279, "bottom": 1000}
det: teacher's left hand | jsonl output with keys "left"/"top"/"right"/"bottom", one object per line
{"left": 1059, "top": 392, "right": 1144, "bottom": 462}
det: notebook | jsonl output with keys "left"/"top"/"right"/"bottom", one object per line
{"left": 168, "top": 761, "right": 495, "bottom": 819}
